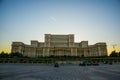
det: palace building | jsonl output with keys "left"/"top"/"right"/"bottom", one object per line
{"left": 11, "top": 34, "right": 107, "bottom": 57}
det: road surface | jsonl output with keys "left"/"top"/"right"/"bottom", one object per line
{"left": 0, "top": 63, "right": 120, "bottom": 80}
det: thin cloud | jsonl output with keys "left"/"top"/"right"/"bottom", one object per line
{"left": 50, "top": 16, "right": 56, "bottom": 22}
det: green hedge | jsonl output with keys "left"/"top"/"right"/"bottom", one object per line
{"left": 0, "top": 57, "right": 120, "bottom": 63}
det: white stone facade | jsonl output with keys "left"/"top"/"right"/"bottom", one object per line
{"left": 11, "top": 34, "right": 107, "bottom": 57}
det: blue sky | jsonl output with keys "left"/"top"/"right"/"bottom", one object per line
{"left": 0, "top": 0, "right": 120, "bottom": 54}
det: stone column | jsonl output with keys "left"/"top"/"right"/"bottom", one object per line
{"left": 71, "top": 48, "right": 77, "bottom": 56}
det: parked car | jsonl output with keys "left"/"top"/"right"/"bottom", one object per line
{"left": 103, "top": 61, "right": 108, "bottom": 64}
{"left": 79, "top": 62, "right": 86, "bottom": 66}
{"left": 86, "top": 62, "right": 92, "bottom": 66}
{"left": 54, "top": 63, "right": 59, "bottom": 67}
{"left": 92, "top": 62, "right": 99, "bottom": 66}
{"left": 109, "top": 62, "right": 112, "bottom": 65}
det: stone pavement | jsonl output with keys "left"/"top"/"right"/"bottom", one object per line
{"left": 0, "top": 63, "right": 120, "bottom": 80}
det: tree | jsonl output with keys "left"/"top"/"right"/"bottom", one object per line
{"left": 81, "top": 54, "right": 84, "bottom": 58}
{"left": 0, "top": 51, "right": 9, "bottom": 58}
{"left": 10, "top": 52, "right": 23, "bottom": 58}
{"left": 119, "top": 52, "right": 120, "bottom": 57}
{"left": 109, "top": 51, "right": 118, "bottom": 57}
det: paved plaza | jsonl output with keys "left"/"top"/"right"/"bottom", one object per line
{"left": 0, "top": 63, "right": 120, "bottom": 80}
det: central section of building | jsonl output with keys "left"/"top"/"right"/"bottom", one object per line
{"left": 44, "top": 34, "right": 75, "bottom": 56}
{"left": 12, "top": 34, "right": 107, "bottom": 57}
{"left": 45, "top": 34, "right": 74, "bottom": 47}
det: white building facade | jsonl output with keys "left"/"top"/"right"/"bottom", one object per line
{"left": 11, "top": 34, "right": 107, "bottom": 57}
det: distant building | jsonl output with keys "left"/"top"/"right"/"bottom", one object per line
{"left": 11, "top": 34, "right": 107, "bottom": 57}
